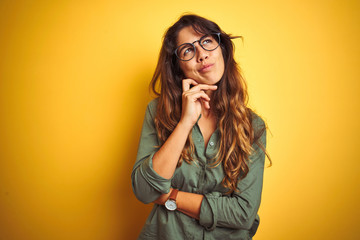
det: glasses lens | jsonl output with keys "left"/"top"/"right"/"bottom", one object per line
{"left": 176, "top": 43, "right": 195, "bottom": 61}
{"left": 200, "top": 34, "right": 220, "bottom": 51}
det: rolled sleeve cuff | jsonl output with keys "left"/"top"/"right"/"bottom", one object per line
{"left": 139, "top": 152, "right": 172, "bottom": 194}
{"left": 199, "top": 192, "right": 222, "bottom": 231}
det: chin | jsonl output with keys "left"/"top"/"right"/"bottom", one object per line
{"left": 203, "top": 75, "right": 223, "bottom": 85}
{"left": 189, "top": 73, "right": 223, "bottom": 85}
{"left": 197, "top": 78, "right": 217, "bottom": 85}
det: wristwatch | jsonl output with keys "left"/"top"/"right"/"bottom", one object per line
{"left": 165, "top": 189, "right": 179, "bottom": 211}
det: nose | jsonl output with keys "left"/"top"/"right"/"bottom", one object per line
{"left": 194, "top": 42, "right": 208, "bottom": 62}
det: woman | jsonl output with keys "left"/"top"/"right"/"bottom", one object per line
{"left": 131, "top": 14, "right": 271, "bottom": 240}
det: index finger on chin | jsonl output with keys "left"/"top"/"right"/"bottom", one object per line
{"left": 182, "top": 79, "right": 198, "bottom": 92}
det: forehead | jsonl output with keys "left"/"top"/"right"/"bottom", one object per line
{"left": 176, "top": 26, "right": 205, "bottom": 46}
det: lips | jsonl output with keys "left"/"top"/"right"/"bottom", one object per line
{"left": 199, "top": 64, "right": 214, "bottom": 73}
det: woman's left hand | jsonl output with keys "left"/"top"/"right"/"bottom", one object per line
{"left": 153, "top": 188, "right": 173, "bottom": 205}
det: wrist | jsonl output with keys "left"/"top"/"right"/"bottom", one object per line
{"left": 175, "top": 190, "right": 182, "bottom": 210}
{"left": 167, "top": 188, "right": 173, "bottom": 197}
{"left": 164, "top": 188, "right": 173, "bottom": 204}
{"left": 177, "top": 120, "right": 194, "bottom": 132}
{"left": 165, "top": 188, "right": 179, "bottom": 211}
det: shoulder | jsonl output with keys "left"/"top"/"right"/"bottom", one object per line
{"left": 250, "top": 110, "right": 265, "bottom": 132}
{"left": 145, "top": 98, "right": 159, "bottom": 119}
{"left": 147, "top": 98, "right": 159, "bottom": 110}
{"left": 249, "top": 109, "right": 267, "bottom": 155}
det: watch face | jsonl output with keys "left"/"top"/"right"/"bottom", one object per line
{"left": 165, "top": 199, "right": 177, "bottom": 211}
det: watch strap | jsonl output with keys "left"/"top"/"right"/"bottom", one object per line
{"left": 169, "top": 189, "right": 179, "bottom": 201}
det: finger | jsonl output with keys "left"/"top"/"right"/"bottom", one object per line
{"left": 204, "top": 100, "right": 211, "bottom": 109}
{"left": 185, "top": 91, "right": 211, "bottom": 102}
{"left": 187, "top": 84, "right": 218, "bottom": 93}
{"left": 200, "top": 98, "right": 211, "bottom": 110}
{"left": 182, "top": 79, "right": 198, "bottom": 92}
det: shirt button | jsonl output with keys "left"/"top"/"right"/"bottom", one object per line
{"left": 209, "top": 141, "right": 214, "bottom": 146}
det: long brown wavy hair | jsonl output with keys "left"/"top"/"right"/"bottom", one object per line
{"left": 150, "top": 14, "right": 271, "bottom": 194}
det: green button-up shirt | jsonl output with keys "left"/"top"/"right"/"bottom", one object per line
{"left": 131, "top": 98, "right": 266, "bottom": 240}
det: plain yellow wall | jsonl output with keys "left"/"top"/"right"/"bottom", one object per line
{"left": 0, "top": 0, "right": 359, "bottom": 239}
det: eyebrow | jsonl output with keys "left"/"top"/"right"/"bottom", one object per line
{"left": 177, "top": 34, "right": 209, "bottom": 48}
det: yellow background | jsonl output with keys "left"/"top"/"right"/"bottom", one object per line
{"left": 1, "top": 0, "right": 359, "bottom": 239}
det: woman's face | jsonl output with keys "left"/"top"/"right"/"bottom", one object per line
{"left": 176, "top": 26, "right": 225, "bottom": 85}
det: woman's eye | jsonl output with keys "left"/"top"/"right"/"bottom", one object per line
{"left": 202, "top": 38, "right": 213, "bottom": 45}
{"left": 183, "top": 48, "right": 193, "bottom": 56}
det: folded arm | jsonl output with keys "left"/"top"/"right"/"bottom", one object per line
{"left": 131, "top": 100, "right": 194, "bottom": 203}
{"left": 154, "top": 125, "right": 266, "bottom": 231}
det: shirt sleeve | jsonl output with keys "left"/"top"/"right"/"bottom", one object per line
{"left": 131, "top": 100, "right": 172, "bottom": 204}
{"left": 199, "top": 116, "right": 267, "bottom": 231}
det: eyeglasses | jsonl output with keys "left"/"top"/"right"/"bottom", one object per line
{"left": 174, "top": 33, "right": 221, "bottom": 61}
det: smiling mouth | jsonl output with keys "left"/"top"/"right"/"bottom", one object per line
{"left": 199, "top": 64, "right": 214, "bottom": 72}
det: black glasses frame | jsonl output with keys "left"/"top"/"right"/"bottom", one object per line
{"left": 174, "top": 32, "right": 221, "bottom": 61}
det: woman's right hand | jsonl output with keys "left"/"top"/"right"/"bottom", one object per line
{"left": 179, "top": 79, "right": 218, "bottom": 128}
